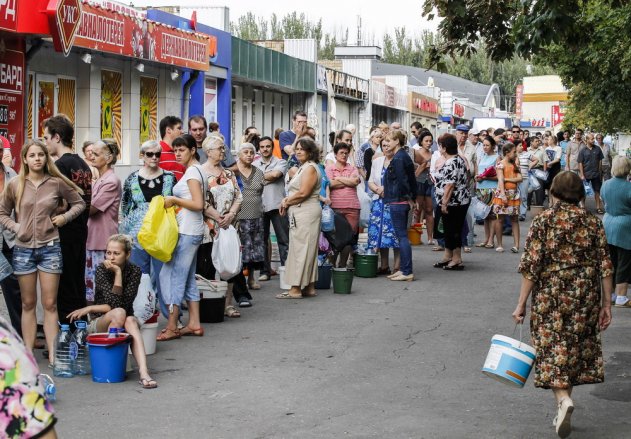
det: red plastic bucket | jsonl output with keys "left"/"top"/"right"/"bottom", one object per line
{"left": 87, "top": 333, "right": 131, "bottom": 383}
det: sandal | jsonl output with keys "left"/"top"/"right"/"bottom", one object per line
{"left": 495, "top": 247, "right": 505, "bottom": 253}
{"left": 475, "top": 242, "right": 487, "bottom": 247}
{"left": 180, "top": 326, "right": 204, "bottom": 337}
{"left": 431, "top": 246, "right": 445, "bottom": 251}
{"left": 463, "top": 247, "right": 472, "bottom": 253}
{"left": 224, "top": 305, "right": 241, "bottom": 318}
{"left": 443, "top": 263, "right": 465, "bottom": 271}
{"left": 510, "top": 247, "right": 519, "bottom": 253}
{"left": 156, "top": 327, "right": 181, "bottom": 341}
{"left": 139, "top": 378, "right": 158, "bottom": 389}
{"left": 484, "top": 244, "right": 494, "bottom": 249}
{"left": 275, "top": 291, "right": 303, "bottom": 299}
{"left": 433, "top": 259, "right": 452, "bottom": 268}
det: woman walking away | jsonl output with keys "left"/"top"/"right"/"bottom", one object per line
{"left": 236, "top": 143, "right": 266, "bottom": 292}
{"left": 600, "top": 156, "right": 631, "bottom": 307}
{"left": 382, "top": 130, "right": 417, "bottom": 281}
{"left": 492, "top": 143, "right": 523, "bottom": 253}
{"left": 433, "top": 134, "right": 471, "bottom": 271}
{"left": 367, "top": 135, "right": 400, "bottom": 275}
{"left": 85, "top": 140, "right": 122, "bottom": 303}
{"left": 276, "top": 137, "right": 322, "bottom": 299}
{"left": 0, "top": 140, "right": 85, "bottom": 365}
{"left": 67, "top": 234, "right": 157, "bottom": 389}
{"left": 157, "top": 135, "right": 206, "bottom": 341}
{"left": 513, "top": 171, "right": 613, "bottom": 438}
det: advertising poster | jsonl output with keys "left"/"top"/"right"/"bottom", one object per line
{"left": 139, "top": 76, "right": 157, "bottom": 143}
{"left": 0, "top": 49, "right": 24, "bottom": 169}
{"left": 38, "top": 81, "right": 55, "bottom": 137}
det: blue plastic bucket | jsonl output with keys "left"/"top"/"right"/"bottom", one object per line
{"left": 87, "top": 333, "right": 131, "bottom": 383}
{"left": 482, "top": 334, "right": 536, "bottom": 388}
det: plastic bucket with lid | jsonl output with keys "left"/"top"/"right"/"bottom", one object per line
{"left": 407, "top": 223, "right": 423, "bottom": 245}
{"left": 87, "top": 333, "right": 131, "bottom": 383}
{"left": 332, "top": 268, "right": 354, "bottom": 294}
{"left": 481, "top": 334, "right": 536, "bottom": 388}
{"left": 353, "top": 254, "right": 378, "bottom": 278}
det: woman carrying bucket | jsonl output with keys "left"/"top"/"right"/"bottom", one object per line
{"left": 513, "top": 171, "right": 613, "bottom": 438}
{"left": 67, "top": 235, "right": 157, "bottom": 389}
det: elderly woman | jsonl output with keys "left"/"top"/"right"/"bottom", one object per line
{"left": 236, "top": 143, "right": 265, "bottom": 291}
{"left": 81, "top": 140, "right": 99, "bottom": 183}
{"left": 325, "top": 142, "right": 361, "bottom": 268}
{"left": 513, "top": 171, "right": 613, "bottom": 438}
{"left": 85, "top": 140, "right": 122, "bottom": 303}
{"left": 433, "top": 134, "right": 471, "bottom": 271}
{"left": 120, "top": 140, "right": 176, "bottom": 316}
{"left": 157, "top": 135, "right": 206, "bottom": 340}
{"left": 276, "top": 137, "right": 322, "bottom": 299}
{"left": 68, "top": 235, "right": 157, "bottom": 389}
{"left": 492, "top": 143, "right": 523, "bottom": 253}
{"left": 367, "top": 134, "right": 400, "bottom": 275}
{"left": 383, "top": 130, "right": 417, "bottom": 281}
{"left": 199, "top": 133, "right": 245, "bottom": 317}
{"left": 474, "top": 135, "right": 499, "bottom": 248}
{"left": 601, "top": 156, "right": 631, "bottom": 307}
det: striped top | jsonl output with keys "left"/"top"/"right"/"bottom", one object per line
{"left": 158, "top": 141, "right": 186, "bottom": 181}
{"left": 326, "top": 162, "right": 360, "bottom": 209}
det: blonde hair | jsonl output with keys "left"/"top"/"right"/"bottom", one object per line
{"left": 202, "top": 132, "right": 225, "bottom": 153}
{"left": 611, "top": 156, "right": 631, "bottom": 178}
{"left": 13, "top": 140, "right": 84, "bottom": 214}
{"left": 107, "top": 234, "right": 132, "bottom": 253}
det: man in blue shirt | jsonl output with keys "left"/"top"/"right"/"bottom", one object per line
{"left": 279, "top": 111, "right": 308, "bottom": 160}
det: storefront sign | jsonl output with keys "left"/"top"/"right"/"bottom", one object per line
{"left": 371, "top": 79, "right": 405, "bottom": 110}
{"left": 520, "top": 118, "right": 550, "bottom": 128}
{"left": 409, "top": 92, "right": 439, "bottom": 117}
{"left": 0, "top": 0, "right": 18, "bottom": 31}
{"left": 74, "top": 2, "right": 213, "bottom": 71}
{"left": 453, "top": 103, "right": 465, "bottom": 118}
{"left": 515, "top": 84, "right": 523, "bottom": 119}
{"left": 552, "top": 104, "right": 565, "bottom": 126}
{"left": 0, "top": 48, "right": 23, "bottom": 168}
{"left": 47, "top": 0, "right": 83, "bottom": 57}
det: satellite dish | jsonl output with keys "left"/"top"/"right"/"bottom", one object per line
{"left": 427, "top": 77, "right": 435, "bottom": 87}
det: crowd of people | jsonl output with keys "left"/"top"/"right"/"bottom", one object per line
{"left": 0, "top": 109, "right": 630, "bottom": 438}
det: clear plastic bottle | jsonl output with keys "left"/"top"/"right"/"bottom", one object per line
{"left": 73, "top": 320, "right": 90, "bottom": 375}
{"left": 38, "top": 374, "right": 56, "bottom": 402}
{"left": 53, "top": 324, "right": 77, "bottom": 378}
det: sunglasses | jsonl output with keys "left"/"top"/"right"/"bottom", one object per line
{"left": 144, "top": 151, "right": 162, "bottom": 158}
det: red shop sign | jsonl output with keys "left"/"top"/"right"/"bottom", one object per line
{"left": 0, "top": 49, "right": 24, "bottom": 170}
{"left": 74, "top": 2, "right": 213, "bottom": 71}
{"left": 453, "top": 103, "right": 465, "bottom": 118}
{"left": 0, "top": 0, "right": 18, "bottom": 31}
{"left": 47, "top": 0, "right": 83, "bottom": 57}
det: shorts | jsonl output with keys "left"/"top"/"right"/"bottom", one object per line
{"left": 416, "top": 181, "right": 433, "bottom": 197}
{"left": 13, "top": 241, "right": 63, "bottom": 275}
{"left": 586, "top": 177, "right": 602, "bottom": 193}
{"left": 609, "top": 244, "right": 631, "bottom": 285}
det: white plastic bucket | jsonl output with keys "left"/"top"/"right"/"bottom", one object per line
{"left": 279, "top": 266, "right": 290, "bottom": 290}
{"left": 482, "top": 334, "right": 536, "bottom": 388}
{"left": 140, "top": 322, "right": 158, "bottom": 356}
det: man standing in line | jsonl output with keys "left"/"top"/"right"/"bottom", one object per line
{"left": 595, "top": 133, "right": 613, "bottom": 181}
{"left": 188, "top": 115, "right": 208, "bottom": 164}
{"left": 566, "top": 128, "right": 586, "bottom": 173}
{"left": 409, "top": 121, "right": 423, "bottom": 147}
{"left": 43, "top": 115, "right": 92, "bottom": 324}
{"left": 511, "top": 126, "right": 527, "bottom": 152}
{"left": 279, "top": 110, "right": 308, "bottom": 160}
{"left": 455, "top": 124, "right": 477, "bottom": 251}
{"left": 158, "top": 116, "right": 185, "bottom": 180}
{"left": 578, "top": 133, "right": 605, "bottom": 214}
{"left": 254, "top": 136, "right": 289, "bottom": 282}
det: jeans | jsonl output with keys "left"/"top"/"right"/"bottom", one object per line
{"left": 518, "top": 178, "right": 529, "bottom": 217}
{"left": 130, "top": 242, "right": 165, "bottom": 317}
{"left": 261, "top": 209, "right": 289, "bottom": 275}
{"left": 13, "top": 242, "right": 63, "bottom": 275}
{"left": 389, "top": 203, "right": 412, "bottom": 275}
{"left": 159, "top": 234, "right": 203, "bottom": 313}
{"left": 0, "top": 246, "right": 21, "bottom": 335}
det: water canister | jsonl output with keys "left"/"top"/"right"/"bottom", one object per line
{"left": 73, "top": 320, "right": 90, "bottom": 375}
{"left": 53, "top": 324, "right": 77, "bottom": 378}
{"left": 38, "top": 374, "right": 56, "bottom": 402}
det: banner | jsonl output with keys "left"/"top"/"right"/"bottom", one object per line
{"left": 515, "top": 84, "right": 524, "bottom": 119}
{"left": 0, "top": 49, "right": 24, "bottom": 169}
{"left": 139, "top": 76, "right": 157, "bottom": 143}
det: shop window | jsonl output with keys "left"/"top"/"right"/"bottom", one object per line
{"left": 57, "top": 78, "right": 76, "bottom": 125}
{"left": 139, "top": 76, "right": 158, "bottom": 143}
{"left": 35, "top": 76, "right": 57, "bottom": 138}
{"left": 101, "top": 70, "right": 122, "bottom": 156}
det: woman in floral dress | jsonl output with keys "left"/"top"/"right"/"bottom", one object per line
{"left": 367, "top": 135, "right": 400, "bottom": 275}
{"left": 513, "top": 171, "right": 614, "bottom": 438}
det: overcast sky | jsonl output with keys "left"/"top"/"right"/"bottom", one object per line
{"left": 129, "top": 0, "right": 439, "bottom": 43}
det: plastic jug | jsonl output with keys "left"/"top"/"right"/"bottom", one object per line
{"left": 39, "top": 374, "right": 56, "bottom": 402}
{"left": 73, "top": 320, "right": 90, "bottom": 375}
{"left": 53, "top": 324, "right": 77, "bottom": 378}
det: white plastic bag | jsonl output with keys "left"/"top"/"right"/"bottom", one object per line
{"left": 133, "top": 274, "right": 156, "bottom": 324}
{"left": 471, "top": 197, "right": 492, "bottom": 221}
{"left": 358, "top": 185, "right": 372, "bottom": 228}
{"left": 211, "top": 225, "right": 242, "bottom": 280}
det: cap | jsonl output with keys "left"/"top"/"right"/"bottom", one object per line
{"left": 455, "top": 124, "right": 470, "bottom": 132}
{"left": 470, "top": 129, "right": 480, "bottom": 135}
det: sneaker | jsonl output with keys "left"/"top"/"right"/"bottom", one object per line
{"left": 556, "top": 397, "right": 574, "bottom": 438}
{"left": 238, "top": 297, "right": 252, "bottom": 308}
{"left": 258, "top": 274, "right": 270, "bottom": 281}
{"left": 519, "top": 215, "right": 526, "bottom": 222}
{"left": 390, "top": 273, "right": 414, "bottom": 282}
{"left": 614, "top": 296, "right": 631, "bottom": 307}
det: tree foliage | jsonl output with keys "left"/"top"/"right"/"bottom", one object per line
{"left": 422, "top": 0, "right": 631, "bottom": 131}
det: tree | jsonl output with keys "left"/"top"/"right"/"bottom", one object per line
{"left": 422, "top": 0, "right": 631, "bottom": 131}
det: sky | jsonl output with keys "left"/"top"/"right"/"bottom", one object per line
{"left": 129, "top": 0, "right": 439, "bottom": 43}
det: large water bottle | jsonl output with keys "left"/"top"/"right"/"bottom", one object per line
{"left": 73, "top": 320, "right": 90, "bottom": 375}
{"left": 53, "top": 324, "right": 77, "bottom": 378}
{"left": 38, "top": 374, "right": 56, "bottom": 402}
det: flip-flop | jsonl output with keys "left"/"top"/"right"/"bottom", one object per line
{"left": 511, "top": 247, "right": 519, "bottom": 253}
{"left": 463, "top": 247, "right": 472, "bottom": 253}
{"left": 484, "top": 244, "right": 494, "bottom": 249}
{"left": 276, "top": 292, "right": 303, "bottom": 299}
{"left": 496, "top": 247, "right": 505, "bottom": 253}
{"left": 475, "top": 243, "right": 487, "bottom": 247}
{"left": 139, "top": 378, "right": 158, "bottom": 389}
{"left": 433, "top": 260, "right": 452, "bottom": 268}
{"left": 443, "top": 263, "right": 465, "bottom": 271}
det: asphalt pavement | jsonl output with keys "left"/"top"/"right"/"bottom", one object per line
{"left": 1, "top": 213, "right": 630, "bottom": 438}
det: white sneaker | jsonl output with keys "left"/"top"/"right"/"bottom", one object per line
{"left": 615, "top": 296, "right": 631, "bottom": 307}
{"left": 556, "top": 397, "right": 574, "bottom": 438}
{"left": 258, "top": 274, "right": 270, "bottom": 281}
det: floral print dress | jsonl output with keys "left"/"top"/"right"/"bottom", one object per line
{"left": 368, "top": 167, "right": 399, "bottom": 249}
{"left": 0, "top": 316, "right": 56, "bottom": 437}
{"left": 519, "top": 202, "right": 613, "bottom": 388}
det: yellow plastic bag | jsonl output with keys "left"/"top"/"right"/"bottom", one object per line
{"left": 137, "top": 196, "right": 178, "bottom": 262}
